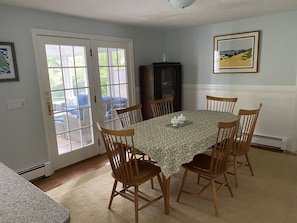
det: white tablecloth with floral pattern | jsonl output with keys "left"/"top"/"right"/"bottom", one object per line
{"left": 127, "top": 110, "right": 237, "bottom": 178}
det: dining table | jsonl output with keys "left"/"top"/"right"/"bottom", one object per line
{"left": 125, "top": 109, "right": 238, "bottom": 214}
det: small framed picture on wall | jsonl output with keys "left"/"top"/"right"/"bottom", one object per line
{"left": 0, "top": 42, "right": 19, "bottom": 82}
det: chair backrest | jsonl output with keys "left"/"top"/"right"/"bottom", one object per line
{"left": 116, "top": 103, "right": 143, "bottom": 127}
{"left": 97, "top": 123, "right": 139, "bottom": 184}
{"left": 206, "top": 95, "right": 238, "bottom": 113}
{"left": 233, "top": 103, "right": 262, "bottom": 155}
{"left": 209, "top": 120, "right": 239, "bottom": 174}
{"left": 149, "top": 96, "right": 174, "bottom": 117}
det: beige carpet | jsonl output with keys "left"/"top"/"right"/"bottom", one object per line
{"left": 46, "top": 148, "right": 297, "bottom": 223}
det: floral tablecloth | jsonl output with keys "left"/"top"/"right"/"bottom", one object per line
{"left": 127, "top": 110, "right": 237, "bottom": 178}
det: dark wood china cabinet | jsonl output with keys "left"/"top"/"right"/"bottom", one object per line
{"left": 139, "top": 62, "right": 182, "bottom": 120}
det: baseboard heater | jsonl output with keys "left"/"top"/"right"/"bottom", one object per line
{"left": 251, "top": 134, "right": 287, "bottom": 151}
{"left": 18, "top": 162, "right": 51, "bottom": 181}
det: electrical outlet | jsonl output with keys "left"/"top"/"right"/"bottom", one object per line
{"left": 7, "top": 99, "right": 26, "bottom": 110}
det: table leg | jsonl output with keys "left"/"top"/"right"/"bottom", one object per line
{"left": 162, "top": 174, "right": 171, "bottom": 214}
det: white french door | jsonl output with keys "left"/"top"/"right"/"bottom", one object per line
{"left": 92, "top": 40, "right": 136, "bottom": 130}
{"left": 32, "top": 30, "right": 135, "bottom": 172}
{"left": 34, "top": 35, "right": 100, "bottom": 170}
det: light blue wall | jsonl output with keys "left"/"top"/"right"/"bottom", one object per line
{"left": 0, "top": 5, "right": 166, "bottom": 171}
{"left": 1, "top": 4, "right": 297, "bottom": 172}
{"left": 167, "top": 11, "right": 297, "bottom": 86}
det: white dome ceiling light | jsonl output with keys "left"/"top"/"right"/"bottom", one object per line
{"left": 168, "top": 0, "right": 195, "bottom": 8}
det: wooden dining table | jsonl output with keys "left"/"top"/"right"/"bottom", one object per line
{"left": 126, "top": 110, "right": 237, "bottom": 214}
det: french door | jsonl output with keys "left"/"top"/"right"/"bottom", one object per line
{"left": 33, "top": 30, "right": 135, "bottom": 171}
{"left": 92, "top": 40, "right": 136, "bottom": 130}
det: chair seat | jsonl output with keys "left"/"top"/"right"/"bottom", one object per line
{"left": 183, "top": 154, "right": 211, "bottom": 171}
{"left": 183, "top": 154, "right": 223, "bottom": 177}
{"left": 135, "top": 149, "right": 146, "bottom": 156}
{"left": 112, "top": 160, "right": 161, "bottom": 185}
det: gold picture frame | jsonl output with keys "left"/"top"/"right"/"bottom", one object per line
{"left": 213, "top": 31, "right": 260, "bottom": 74}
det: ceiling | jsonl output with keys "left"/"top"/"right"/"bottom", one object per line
{"left": 1, "top": 0, "right": 297, "bottom": 29}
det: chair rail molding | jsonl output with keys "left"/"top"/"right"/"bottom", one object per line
{"left": 183, "top": 84, "right": 297, "bottom": 152}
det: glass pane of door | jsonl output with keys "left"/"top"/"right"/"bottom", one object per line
{"left": 46, "top": 44, "right": 94, "bottom": 154}
{"left": 97, "top": 47, "right": 129, "bottom": 129}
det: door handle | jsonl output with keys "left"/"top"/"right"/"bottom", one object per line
{"left": 47, "top": 97, "right": 52, "bottom": 115}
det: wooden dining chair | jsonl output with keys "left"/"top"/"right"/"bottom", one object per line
{"left": 116, "top": 103, "right": 155, "bottom": 188}
{"left": 97, "top": 123, "right": 164, "bottom": 223}
{"left": 206, "top": 95, "right": 238, "bottom": 113}
{"left": 228, "top": 103, "right": 262, "bottom": 187}
{"left": 176, "top": 120, "right": 239, "bottom": 217}
{"left": 149, "top": 96, "right": 174, "bottom": 117}
{"left": 116, "top": 103, "right": 143, "bottom": 127}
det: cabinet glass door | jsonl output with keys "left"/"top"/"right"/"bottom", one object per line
{"left": 161, "top": 67, "right": 176, "bottom": 98}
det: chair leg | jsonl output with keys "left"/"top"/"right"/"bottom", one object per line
{"left": 176, "top": 169, "right": 188, "bottom": 202}
{"left": 148, "top": 157, "right": 154, "bottom": 189}
{"left": 109, "top": 180, "right": 118, "bottom": 209}
{"left": 224, "top": 173, "right": 234, "bottom": 197}
{"left": 197, "top": 173, "right": 201, "bottom": 184}
{"left": 233, "top": 156, "right": 238, "bottom": 187}
{"left": 156, "top": 173, "right": 167, "bottom": 211}
{"left": 134, "top": 186, "right": 139, "bottom": 223}
{"left": 156, "top": 173, "right": 164, "bottom": 194}
{"left": 211, "top": 178, "right": 219, "bottom": 217}
{"left": 245, "top": 153, "right": 255, "bottom": 176}
{"left": 150, "top": 178, "right": 154, "bottom": 189}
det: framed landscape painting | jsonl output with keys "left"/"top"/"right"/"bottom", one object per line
{"left": 213, "top": 31, "right": 260, "bottom": 74}
{"left": 0, "top": 42, "right": 19, "bottom": 81}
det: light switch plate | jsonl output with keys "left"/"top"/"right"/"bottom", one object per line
{"left": 7, "top": 99, "right": 26, "bottom": 110}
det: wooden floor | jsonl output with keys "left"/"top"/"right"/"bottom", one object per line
{"left": 33, "top": 153, "right": 110, "bottom": 192}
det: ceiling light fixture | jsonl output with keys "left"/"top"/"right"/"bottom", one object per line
{"left": 168, "top": 0, "right": 195, "bottom": 8}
